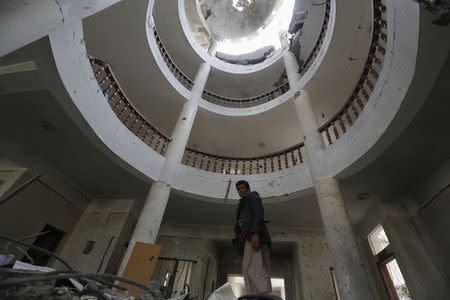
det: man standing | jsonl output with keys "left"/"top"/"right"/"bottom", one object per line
{"left": 234, "top": 180, "right": 272, "bottom": 295}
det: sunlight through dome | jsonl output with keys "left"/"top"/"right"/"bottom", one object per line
{"left": 217, "top": 0, "right": 295, "bottom": 55}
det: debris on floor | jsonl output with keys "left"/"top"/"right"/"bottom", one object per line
{"left": 0, "top": 253, "right": 167, "bottom": 300}
{"left": 206, "top": 283, "right": 284, "bottom": 300}
{"left": 207, "top": 283, "right": 237, "bottom": 300}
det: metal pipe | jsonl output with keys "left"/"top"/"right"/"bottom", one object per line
{"left": 4, "top": 230, "right": 51, "bottom": 253}
{"left": 0, "top": 272, "right": 159, "bottom": 298}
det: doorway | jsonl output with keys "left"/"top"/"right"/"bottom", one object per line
{"left": 23, "top": 224, "right": 65, "bottom": 266}
{"left": 378, "top": 255, "right": 412, "bottom": 300}
{"left": 368, "top": 224, "right": 412, "bottom": 300}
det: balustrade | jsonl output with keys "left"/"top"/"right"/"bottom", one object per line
{"left": 90, "top": 57, "right": 170, "bottom": 155}
{"left": 318, "top": 0, "right": 387, "bottom": 146}
{"left": 182, "top": 143, "right": 304, "bottom": 175}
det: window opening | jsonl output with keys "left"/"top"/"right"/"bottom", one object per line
{"left": 368, "top": 224, "right": 390, "bottom": 255}
{"left": 369, "top": 224, "right": 412, "bottom": 300}
{"left": 378, "top": 256, "right": 412, "bottom": 300}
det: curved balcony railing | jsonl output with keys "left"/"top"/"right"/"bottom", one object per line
{"left": 201, "top": 81, "right": 290, "bottom": 108}
{"left": 89, "top": 57, "right": 170, "bottom": 155}
{"left": 153, "top": 27, "right": 194, "bottom": 90}
{"left": 182, "top": 143, "right": 305, "bottom": 175}
{"left": 90, "top": 56, "right": 305, "bottom": 175}
{"left": 318, "top": 0, "right": 387, "bottom": 146}
{"left": 152, "top": 1, "right": 333, "bottom": 109}
{"left": 298, "top": 0, "right": 331, "bottom": 75}
{"left": 152, "top": 27, "right": 292, "bottom": 109}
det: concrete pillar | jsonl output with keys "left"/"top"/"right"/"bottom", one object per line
{"left": 315, "top": 178, "right": 374, "bottom": 300}
{"left": 0, "top": 0, "right": 121, "bottom": 57}
{"left": 284, "top": 49, "right": 374, "bottom": 299}
{"left": 160, "top": 62, "right": 210, "bottom": 183}
{"left": 284, "top": 50, "right": 324, "bottom": 176}
{"left": 283, "top": 50, "right": 301, "bottom": 85}
{"left": 292, "top": 90, "right": 324, "bottom": 180}
{"left": 117, "top": 181, "right": 170, "bottom": 275}
{"left": 292, "top": 91, "right": 374, "bottom": 298}
{"left": 208, "top": 39, "right": 218, "bottom": 57}
{"left": 190, "top": 62, "right": 211, "bottom": 101}
{"left": 118, "top": 62, "right": 211, "bottom": 275}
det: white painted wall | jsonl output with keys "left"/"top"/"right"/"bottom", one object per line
{"left": 318, "top": 1, "right": 450, "bottom": 180}
{"left": 172, "top": 163, "right": 313, "bottom": 201}
{"left": 55, "top": 198, "right": 135, "bottom": 273}
{"left": 0, "top": 0, "right": 122, "bottom": 57}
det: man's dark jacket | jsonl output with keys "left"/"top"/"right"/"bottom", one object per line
{"left": 234, "top": 191, "right": 271, "bottom": 247}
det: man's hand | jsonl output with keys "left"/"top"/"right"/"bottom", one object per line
{"left": 251, "top": 234, "right": 260, "bottom": 251}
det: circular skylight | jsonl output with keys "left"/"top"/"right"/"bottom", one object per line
{"left": 217, "top": 0, "right": 295, "bottom": 55}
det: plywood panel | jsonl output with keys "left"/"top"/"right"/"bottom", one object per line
{"left": 120, "top": 242, "right": 161, "bottom": 296}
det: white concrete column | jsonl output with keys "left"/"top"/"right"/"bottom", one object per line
{"left": 286, "top": 50, "right": 374, "bottom": 299}
{"left": 190, "top": 62, "right": 211, "bottom": 101}
{"left": 208, "top": 39, "right": 218, "bottom": 57}
{"left": 117, "top": 181, "right": 170, "bottom": 275}
{"left": 284, "top": 50, "right": 324, "bottom": 176}
{"left": 315, "top": 178, "right": 374, "bottom": 300}
{"left": 283, "top": 50, "right": 302, "bottom": 86}
{"left": 0, "top": 0, "right": 121, "bottom": 57}
{"left": 118, "top": 62, "right": 211, "bottom": 275}
{"left": 159, "top": 101, "right": 198, "bottom": 183}
{"left": 292, "top": 89, "right": 324, "bottom": 180}
{"left": 160, "top": 62, "right": 211, "bottom": 183}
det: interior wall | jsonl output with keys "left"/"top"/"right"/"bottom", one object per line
{"left": 55, "top": 198, "right": 135, "bottom": 273}
{"left": 411, "top": 159, "right": 450, "bottom": 283}
{"left": 0, "top": 160, "right": 26, "bottom": 199}
{"left": 0, "top": 144, "right": 91, "bottom": 210}
{"left": 346, "top": 159, "right": 450, "bottom": 300}
{"left": 104, "top": 211, "right": 137, "bottom": 275}
{"left": 383, "top": 216, "right": 450, "bottom": 299}
{"left": 158, "top": 224, "right": 336, "bottom": 299}
{"left": 295, "top": 232, "right": 336, "bottom": 300}
{"left": 0, "top": 167, "right": 83, "bottom": 265}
